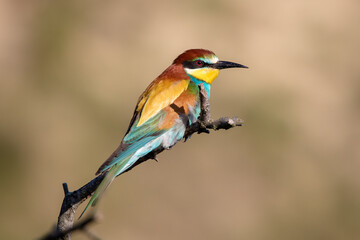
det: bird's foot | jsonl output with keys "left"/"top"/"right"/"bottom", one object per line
{"left": 197, "top": 121, "right": 211, "bottom": 134}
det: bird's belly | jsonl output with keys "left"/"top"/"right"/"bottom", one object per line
{"left": 158, "top": 103, "right": 200, "bottom": 149}
{"left": 160, "top": 119, "right": 187, "bottom": 149}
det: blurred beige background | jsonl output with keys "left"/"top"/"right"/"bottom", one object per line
{"left": 1, "top": 0, "right": 359, "bottom": 239}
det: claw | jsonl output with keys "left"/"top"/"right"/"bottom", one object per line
{"left": 197, "top": 122, "right": 210, "bottom": 134}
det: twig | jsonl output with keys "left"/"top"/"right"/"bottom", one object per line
{"left": 50, "top": 83, "right": 242, "bottom": 239}
{"left": 40, "top": 214, "right": 99, "bottom": 240}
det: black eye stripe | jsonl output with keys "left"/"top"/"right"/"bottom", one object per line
{"left": 182, "top": 60, "right": 213, "bottom": 69}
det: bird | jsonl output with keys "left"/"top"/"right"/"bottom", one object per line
{"left": 80, "top": 49, "right": 247, "bottom": 217}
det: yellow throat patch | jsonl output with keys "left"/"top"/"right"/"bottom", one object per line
{"left": 185, "top": 68, "right": 220, "bottom": 84}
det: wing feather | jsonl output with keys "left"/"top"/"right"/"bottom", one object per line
{"left": 137, "top": 79, "right": 189, "bottom": 126}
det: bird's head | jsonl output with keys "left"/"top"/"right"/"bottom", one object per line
{"left": 173, "top": 49, "right": 248, "bottom": 84}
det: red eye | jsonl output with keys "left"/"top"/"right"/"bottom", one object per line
{"left": 196, "top": 60, "right": 204, "bottom": 66}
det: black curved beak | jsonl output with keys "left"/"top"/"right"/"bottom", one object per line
{"left": 214, "top": 61, "right": 248, "bottom": 69}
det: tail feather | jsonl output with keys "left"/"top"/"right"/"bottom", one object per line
{"left": 79, "top": 155, "right": 132, "bottom": 219}
{"left": 79, "top": 133, "right": 166, "bottom": 218}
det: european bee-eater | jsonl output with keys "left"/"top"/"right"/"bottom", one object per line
{"left": 80, "top": 49, "right": 247, "bottom": 217}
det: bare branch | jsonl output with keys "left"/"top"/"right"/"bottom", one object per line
{"left": 47, "top": 83, "right": 242, "bottom": 239}
{"left": 198, "top": 83, "right": 211, "bottom": 123}
{"left": 40, "top": 214, "right": 99, "bottom": 240}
